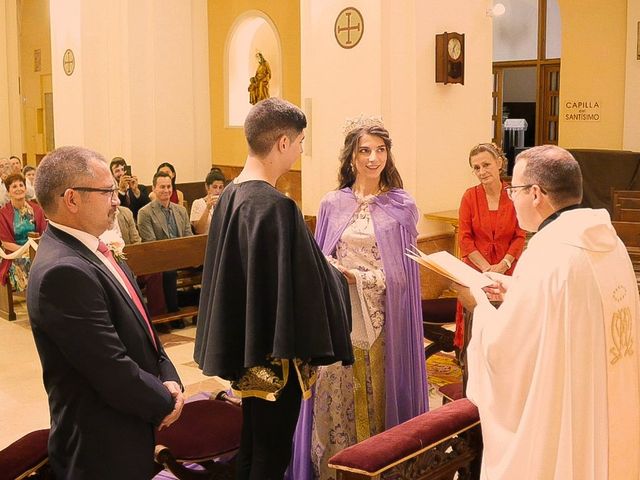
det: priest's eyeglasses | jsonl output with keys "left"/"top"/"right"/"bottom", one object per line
{"left": 505, "top": 184, "right": 547, "bottom": 200}
{"left": 59, "top": 186, "right": 119, "bottom": 198}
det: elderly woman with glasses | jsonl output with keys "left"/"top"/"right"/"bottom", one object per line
{"left": 455, "top": 143, "right": 526, "bottom": 351}
{"left": 0, "top": 173, "right": 47, "bottom": 291}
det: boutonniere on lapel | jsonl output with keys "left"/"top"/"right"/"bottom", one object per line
{"left": 108, "top": 240, "right": 127, "bottom": 262}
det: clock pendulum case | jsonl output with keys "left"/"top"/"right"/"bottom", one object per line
{"left": 435, "top": 32, "right": 465, "bottom": 85}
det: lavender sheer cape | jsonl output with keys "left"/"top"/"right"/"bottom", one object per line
{"left": 286, "top": 188, "right": 428, "bottom": 479}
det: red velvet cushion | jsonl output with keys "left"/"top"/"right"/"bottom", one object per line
{"left": 155, "top": 400, "right": 242, "bottom": 461}
{"left": 422, "top": 297, "right": 457, "bottom": 324}
{"left": 0, "top": 429, "right": 49, "bottom": 480}
{"left": 329, "top": 399, "right": 479, "bottom": 474}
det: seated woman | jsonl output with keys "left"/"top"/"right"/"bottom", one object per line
{"left": 0, "top": 173, "right": 47, "bottom": 292}
{"left": 149, "top": 162, "right": 185, "bottom": 206}
{"left": 190, "top": 168, "right": 226, "bottom": 234}
{"left": 22, "top": 165, "right": 36, "bottom": 201}
{"left": 456, "top": 143, "right": 526, "bottom": 372}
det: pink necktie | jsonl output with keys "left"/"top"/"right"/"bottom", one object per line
{"left": 97, "top": 241, "right": 157, "bottom": 350}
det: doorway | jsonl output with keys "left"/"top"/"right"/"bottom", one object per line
{"left": 491, "top": 0, "right": 561, "bottom": 170}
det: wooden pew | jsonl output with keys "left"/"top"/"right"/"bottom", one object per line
{"left": 0, "top": 282, "right": 16, "bottom": 321}
{"left": 123, "top": 235, "right": 208, "bottom": 325}
{"left": 612, "top": 189, "right": 640, "bottom": 221}
{"left": 0, "top": 233, "right": 41, "bottom": 321}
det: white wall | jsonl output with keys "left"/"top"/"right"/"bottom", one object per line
{"left": 301, "top": 0, "right": 493, "bottom": 233}
{"left": 623, "top": 0, "right": 640, "bottom": 151}
{"left": 49, "top": 0, "right": 211, "bottom": 185}
{"left": 0, "top": 0, "right": 23, "bottom": 158}
{"left": 493, "top": 0, "right": 538, "bottom": 61}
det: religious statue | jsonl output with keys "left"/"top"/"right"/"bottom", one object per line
{"left": 249, "top": 52, "right": 271, "bottom": 105}
{"left": 248, "top": 77, "right": 258, "bottom": 105}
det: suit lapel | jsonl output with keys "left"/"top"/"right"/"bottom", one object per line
{"left": 47, "top": 226, "right": 158, "bottom": 350}
{"left": 152, "top": 203, "right": 170, "bottom": 238}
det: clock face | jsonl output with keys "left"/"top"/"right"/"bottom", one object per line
{"left": 447, "top": 38, "right": 462, "bottom": 60}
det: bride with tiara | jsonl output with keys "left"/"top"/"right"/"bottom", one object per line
{"left": 288, "top": 117, "right": 429, "bottom": 480}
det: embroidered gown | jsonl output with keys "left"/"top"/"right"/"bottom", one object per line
{"left": 312, "top": 195, "right": 387, "bottom": 479}
{"left": 288, "top": 187, "right": 427, "bottom": 480}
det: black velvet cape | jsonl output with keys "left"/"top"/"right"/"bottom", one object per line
{"left": 194, "top": 180, "right": 354, "bottom": 380}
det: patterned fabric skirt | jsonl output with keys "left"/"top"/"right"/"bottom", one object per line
{"left": 311, "top": 335, "right": 385, "bottom": 480}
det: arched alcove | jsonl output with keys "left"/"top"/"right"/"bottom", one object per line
{"left": 226, "top": 11, "right": 281, "bottom": 127}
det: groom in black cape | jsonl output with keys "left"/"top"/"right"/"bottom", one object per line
{"left": 194, "top": 97, "right": 353, "bottom": 479}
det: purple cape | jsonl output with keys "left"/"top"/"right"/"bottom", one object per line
{"left": 287, "top": 187, "right": 428, "bottom": 479}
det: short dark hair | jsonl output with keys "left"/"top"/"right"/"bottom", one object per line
{"left": 152, "top": 171, "right": 172, "bottom": 187}
{"left": 4, "top": 173, "right": 25, "bottom": 191}
{"left": 244, "top": 98, "right": 306, "bottom": 157}
{"left": 35, "top": 146, "right": 104, "bottom": 214}
{"left": 22, "top": 165, "right": 35, "bottom": 175}
{"left": 515, "top": 145, "right": 583, "bottom": 207}
{"left": 338, "top": 123, "right": 403, "bottom": 191}
{"left": 109, "top": 157, "right": 126, "bottom": 173}
{"left": 205, "top": 169, "right": 226, "bottom": 186}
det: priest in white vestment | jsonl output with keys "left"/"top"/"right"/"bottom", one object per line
{"left": 459, "top": 145, "right": 640, "bottom": 479}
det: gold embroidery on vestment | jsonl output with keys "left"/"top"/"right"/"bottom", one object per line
{"left": 613, "top": 285, "right": 627, "bottom": 303}
{"left": 610, "top": 306, "right": 634, "bottom": 364}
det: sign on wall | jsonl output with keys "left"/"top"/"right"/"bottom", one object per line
{"left": 564, "top": 100, "right": 601, "bottom": 122}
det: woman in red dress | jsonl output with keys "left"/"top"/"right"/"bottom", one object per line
{"left": 456, "top": 143, "right": 526, "bottom": 349}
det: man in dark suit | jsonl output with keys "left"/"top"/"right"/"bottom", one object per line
{"left": 27, "top": 146, "right": 184, "bottom": 479}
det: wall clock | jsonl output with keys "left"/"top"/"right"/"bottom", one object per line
{"left": 435, "top": 32, "right": 464, "bottom": 85}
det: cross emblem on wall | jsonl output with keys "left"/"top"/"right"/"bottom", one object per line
{"left": 334, "top": 7, "right": 364, "bottom": 49}
{"left": 63, "top": 49, "right": 75, "bottom": 76}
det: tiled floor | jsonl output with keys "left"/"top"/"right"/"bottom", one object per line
{"left": 0, "top": 300, "right": 226, "bottom": 450}
{"left": 0, "top": 301, "right": 451, "bottom": 451}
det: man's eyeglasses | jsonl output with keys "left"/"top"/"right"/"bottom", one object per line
{"left": 59, "top": 186, "right": 119, "bottom": 198}
{"left": 504, "top": 184, "right": 547, "bottom": 200}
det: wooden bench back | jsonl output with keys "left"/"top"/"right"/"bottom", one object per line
{"left": 613, "top": 221, "right": 640, "bottom": 248}
{"left": 612, "top": 190, "right": 640, "bottom": 221}
{"left": 123, "top": 235, "right": 208, "bottom": 276}
{"left": 416, "top": 232, "right": 455, "bottom": 300}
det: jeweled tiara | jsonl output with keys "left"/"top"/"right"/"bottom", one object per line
{"left": 342, "top": 115, "right": 385, "bottom": 137}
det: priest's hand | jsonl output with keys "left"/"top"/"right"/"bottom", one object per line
{"left": 483, "top": 272, "right": 511, "bottom": 302}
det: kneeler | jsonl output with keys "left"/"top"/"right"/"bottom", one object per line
{"left": 0, "top": 429, "right": 51, "bottom": 480}
{"left": 328, "top": 399, "right": 482, "bottom": 480}
{"left": 154, "top": 394, "right": 243, "bottom": 480}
